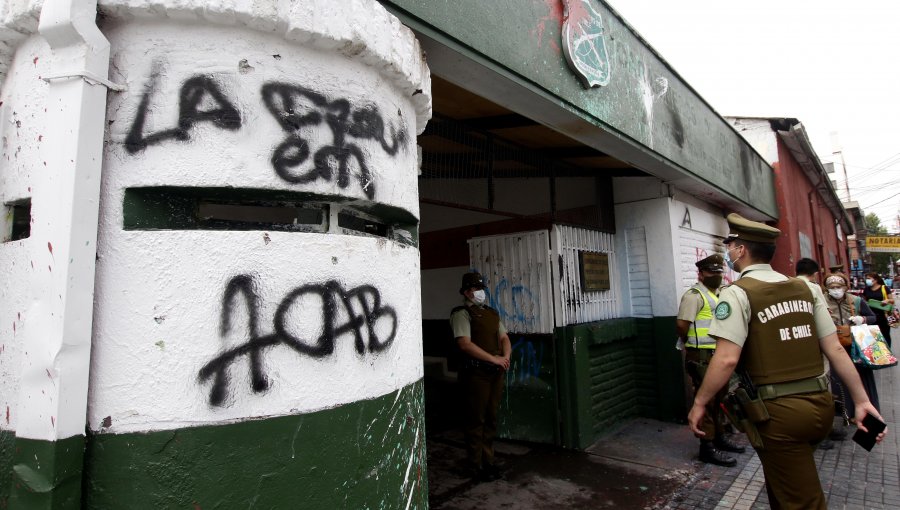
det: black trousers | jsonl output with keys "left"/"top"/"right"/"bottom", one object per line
{"left": 459, "top": 365, "right": 505, "bottom": 469}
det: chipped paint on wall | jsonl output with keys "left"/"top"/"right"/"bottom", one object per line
{"left": 639, "top": 63, "right": 669, "bottom": 147}
{"left": 1, "top": 0, "right": 432, "bottom": 506}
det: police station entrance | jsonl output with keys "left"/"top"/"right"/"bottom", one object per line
{"left": 417, "top": 74, "right": 642, "bottom": 447}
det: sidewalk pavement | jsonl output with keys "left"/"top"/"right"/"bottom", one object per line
{"left": 428, "top": 341, "right": 900, "bottom": 509}
{"left": 667, "top": 365, "right": 900, "bottom": 510}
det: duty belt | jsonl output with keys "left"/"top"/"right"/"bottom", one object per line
{"left": 461, "top": 358, "right": 502, "bottom": 372}
{"left": 756, "top": 374, "right": 829, "bottom": 401}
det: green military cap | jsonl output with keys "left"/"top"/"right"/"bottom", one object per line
{"left": 459, "top": 271, "right": 486, "bottom": 294}
{"left": 722, "top": 213, "right": 781, "bottom": 245}
{"left": 695, "top": 253, "right": 725, "bottom": 273}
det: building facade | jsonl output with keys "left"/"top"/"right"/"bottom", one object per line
{"left": 728, "top": 117, "right": 854, "bottom": 278}
{"left": 2, "top": 0, "right": 780, "bottom": 507}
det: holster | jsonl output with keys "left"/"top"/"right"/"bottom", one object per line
{"left": 685, "top": 359, "right": 709, "bottom": 382}
{"left": 722, "top": 386, "right": 769, "bottom": 450}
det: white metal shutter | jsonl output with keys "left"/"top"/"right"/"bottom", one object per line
{"left": 468, "top": 231, "right": 554, "bottom": 334}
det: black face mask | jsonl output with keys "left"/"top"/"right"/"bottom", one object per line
{"left": 702, "top": 275, "right": 723, "bottom": 289}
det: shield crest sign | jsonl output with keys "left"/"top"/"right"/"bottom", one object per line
{"left": 562, "top": 0, "right": 612, "bottom": 88}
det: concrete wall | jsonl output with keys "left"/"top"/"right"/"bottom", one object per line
{"left": 669, "top": 195, "right": 733, "bottom": 290}
{"left": 1, "top": 1, "right": 431, "bottom": 507}
{"left": 613, "top": 177, "right": 679, "bottom": 317}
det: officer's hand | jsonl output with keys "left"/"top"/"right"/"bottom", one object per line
{"left": 850, "top": 316, "right": 866, "bottom": 325}
{"left": 855, "top": 403, "right": 888, "bottom": 443}
{"left": 687, "top": 403, "right": 707, "bottom": 438}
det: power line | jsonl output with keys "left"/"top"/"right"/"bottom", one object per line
{"left": 864, "top": 191, "right": 900, "bottom": 209}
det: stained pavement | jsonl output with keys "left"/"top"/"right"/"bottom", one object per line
{"left": 426, "top": 335, "right": 900, "bottom": 509}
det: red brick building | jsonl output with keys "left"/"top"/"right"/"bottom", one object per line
{"left": 728, "top": 118, "right": 854, "bottom": 279}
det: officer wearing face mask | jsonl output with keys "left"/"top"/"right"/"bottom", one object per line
{"left": 689, "top": 214, "right": 886, "bottom": 509}
{"left": 450, "top": 272, "right": 511, "bottom": 481}
{"left": 677, "top": 253, "right": 745, "bottom": 466}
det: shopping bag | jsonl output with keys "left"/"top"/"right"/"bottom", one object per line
{"left": 850, "top": 325, "right": 898, "bottom": 369}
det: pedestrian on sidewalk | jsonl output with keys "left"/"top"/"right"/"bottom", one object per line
{"left": 798, "top": 260, "right": 852, "bottom": 448}
{"left": 795, "top": 257, "right": 825, "bottom": 301}
{"left": 688, "top": 213, "right": 887, "bottom": 510}
{"left": 863, "top": 273, "right": 894, "bottom": 347}
{"left": 677, "top": 253, "right": 744, "bottom": 466}
{"left": 823, "top": 273, "right": 879, "bottom": 432}
{"left": 450, "top": 271, "right": 511, "bottom": 482}
{"left": 819, "top": 274, "right": 881, "bottom": 450}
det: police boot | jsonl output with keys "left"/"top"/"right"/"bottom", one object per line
{"left": 714, "top": 434, "right": 746, "bottom": 454}
{"left": 699, "top": 440, "right": 737, "bottom": 467}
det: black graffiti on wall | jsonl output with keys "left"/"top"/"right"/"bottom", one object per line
{"left": 125, "top": 76, "right": 241, "bottom": 153}
{"left": 198, "top": 274, "right": 398, "bottom": 407}
{"left": 261, "top": 83, "right": 407, "bottom": 199}
{"left": 124, "top": 72, "right": 409, "bottom": 199}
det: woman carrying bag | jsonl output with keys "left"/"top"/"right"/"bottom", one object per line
{"left": 863, "top": 273, "right": 894, "bottom": 347}
{"left": 825, "top": 274, "right": 880, "bottom": 418}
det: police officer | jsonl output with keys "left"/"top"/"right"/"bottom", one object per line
{"left": 688, "top": 214, "right": 887, "bottom": 509}
{"left": 677, "top": 253, "right": 745, "bottom": 466}
{"left": 451, "top": 272, "right": 511, "bottom": 481}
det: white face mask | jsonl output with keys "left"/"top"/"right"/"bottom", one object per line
{"left": 471, "top": 289, "right": 486, "bottom": 305}
{"left": 724, "top": 246, "right": 741, "bottom": 271}
{"left": 828, "top": 288, "right": 845, "bottom": 300}
{"left": 866, "top": 279, "right": 874, "bottom": 287}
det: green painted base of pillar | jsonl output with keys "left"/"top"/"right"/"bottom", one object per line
{"left": 83, "top": 380, "right": 427, "bottom": 509}
{"left": 1, "top": 428, "right": 13, "bottom": 508}
{"left": 7, "top": 433, "right": 85, "bottom": 510}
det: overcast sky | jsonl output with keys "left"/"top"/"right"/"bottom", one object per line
{"left": 607, "top": 0, "right": 900, "bottom": 231}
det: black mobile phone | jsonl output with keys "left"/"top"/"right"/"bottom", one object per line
{"left": 852, "top": 413, "right": 887, "bottom": 451}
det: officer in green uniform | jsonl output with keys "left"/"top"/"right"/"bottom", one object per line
{"left": 688, "top": 214, "right": 887, "bottom": 509}
{"left": 677, "top": 253, "right": 745, "bottom": 466}
{"left": 450, "top": 272, "right": 511, "bottom": 481}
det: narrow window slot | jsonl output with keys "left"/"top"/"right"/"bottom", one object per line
{"left": 122, "top": 187, "right": 417, "bottom": 247}
{"left": 338, "top": 210, "right": 389, "bottom": 238}
{"left": 196, "top": 201, "right": 325, "bottom": 232}
{"left": 3, "top": 198, "right": 31, "bottom": 242}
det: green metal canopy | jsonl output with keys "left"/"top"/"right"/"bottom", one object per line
{"left": 381, "top": 0, "right": 778, "bottom": 220}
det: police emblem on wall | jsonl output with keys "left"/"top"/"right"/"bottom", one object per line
{"left": 562, "top": 0, "right": 612, "bottom": 88}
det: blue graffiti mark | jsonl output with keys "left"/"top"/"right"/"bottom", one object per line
{"left": 473, "top": 272, "right": 540, "bottom": 327}
{"left": 509, "top": 337, "right": 543, "bottom": 385}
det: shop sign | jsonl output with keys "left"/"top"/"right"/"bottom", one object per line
{"left": 866, "top": 236, "right": 900, "bottom": 253}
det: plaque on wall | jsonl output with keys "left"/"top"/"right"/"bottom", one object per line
{"left": 579, "top": 251, "right": 610, "bottom": 292}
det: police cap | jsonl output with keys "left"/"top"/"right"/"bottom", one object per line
{"left": 695, "top": 254, "right": 725, "bottom": 273}
{"left": 722, "top": 213, "right": 781, "bottom": 245}
{"left": 828, "top": 264, "right": 845, "bottom": 274}
{"left": 459, "top": 272, "right": 486, "bottom": 294}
